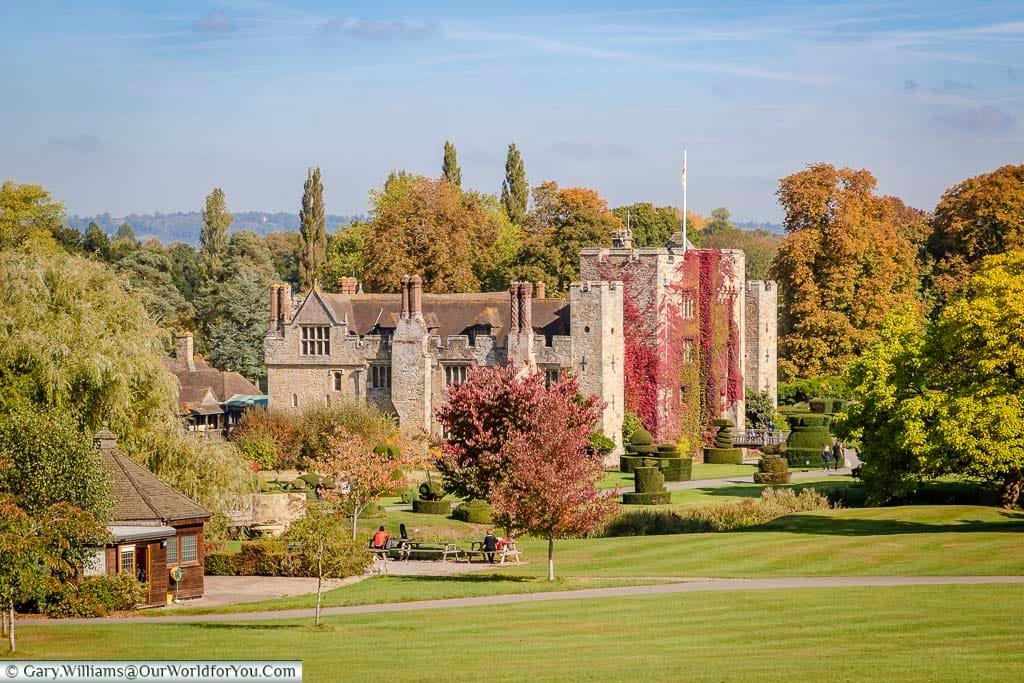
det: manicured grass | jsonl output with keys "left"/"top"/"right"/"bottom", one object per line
{"left": 12, "top": 585, "right": 1024, "bottom": 681}
{"left": 662, "top": 475, "right": 853, "bottom": 508}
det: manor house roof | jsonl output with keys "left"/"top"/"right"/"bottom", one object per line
{"left": 318, "top": 292, "right": 571, "bottom": 344}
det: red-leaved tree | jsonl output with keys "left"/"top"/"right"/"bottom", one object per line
{"left": 437, "top": 364, "right": 597, "bottom": 501}
{"left": 489, "top": 391, "right": 618, "bottom": 581}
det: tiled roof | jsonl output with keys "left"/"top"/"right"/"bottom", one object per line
{"left": 97, "top": 435, "right": 211, "bottom": 524}
{"left": 318, "top": 292, "right": 571, "bottom": 344}
{"left": 161, "top": 357, "right": 262, "bottom": 413}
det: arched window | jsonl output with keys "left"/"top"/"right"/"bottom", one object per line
{"left": 291, "top": 394, "right": 298, "bottom": 408}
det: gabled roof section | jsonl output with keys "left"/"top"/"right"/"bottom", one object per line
{"left": 98, "top": 437, "right": 211, "bottom": 524}
{"left": 291, "top": 289, "right": 341, "bottom": 326}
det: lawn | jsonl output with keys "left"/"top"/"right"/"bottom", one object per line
{"left": 12, "top": 585, "right": 1024, "bottom": 681}
{"left": 600, "top": 463, "right": 765, "bottom": 489}
{"left": 179, "top": 504, "right": 1023, "bottom": 615}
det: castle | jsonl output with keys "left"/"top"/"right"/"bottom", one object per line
{"left": 265, "top": 240, "right": 776, "bottom": 464}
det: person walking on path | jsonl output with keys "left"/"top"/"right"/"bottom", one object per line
{"left": 832, "top": 440, "right": 845, "bottom": 469}
{"left": 821, "top": 445, "right": 832, "bottom": 471}
{"left": 483, "top": 530, "right": 499, "bottom": 563}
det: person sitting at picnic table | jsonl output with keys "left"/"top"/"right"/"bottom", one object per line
{"left": 371, "top": 526, "right": 390, "bottom": 549}
{"left": 483, "top": 529, "right": 499, "bottom": 563}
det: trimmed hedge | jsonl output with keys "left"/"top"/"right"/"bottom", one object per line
{"left": 452, "top": 500, "right": 493, "bottom": 524}
{"left": 657, "top": 444, "right": 679, "bottom": 454}
{"left": 418, "top": 481, "right": 445, "bottom": 501}
{"left": 808, "top": 398, "right": 848, "bottom": 414}
{"left": 412, "top": 499, "right": 452, "bottom": 515}
{"left": 622, "top": 491, "right": 672, "bottom": 505}
{"left": 703, "top": 447, "right": 744, "bottom": 464}
{"left": 204, "top": 538, "right": 369, "bottom": 578}
{"left": 620, "top": 455, "right": 693, "bottom": 481}
{"left": 634, "top": 466, "right": 664, "bottom": 494}
{"left": 43, "top": 574, "right": 146, "bottom": 617}
{"left": 753, "top": 456, "right": 791, "bottom": 484}
{"left": 784, "top": 448, "right": 830, "bottom": 468}
{"left": 630, "top": 429, "right": 654, "bottom": 446}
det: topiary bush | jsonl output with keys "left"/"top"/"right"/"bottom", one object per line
{"left": 622, "top": 491, "right": 672, "bottom": 505}
{"left": 624, "top": 466, "right": 670, "bottom": 505}
{"left": 418, "top": 481, "right": 445, "bottom": 501}
{"left": 784, "top": 413, "right": 833, "bottom": 468}
{"left": 412, "top": 499, "right": 452, "bottom": 515}
{"left": 703, "top": 448, "right": 744, "bottom": 464}
{"left": 658, "top": 457, "right": 693, "bottom": 482}
{"left": 753, "top": 455, "right": 791, "bottom": 484}
{"left": 362, "top": 502, "right": 388, "bottom": 519}
{"left": 630, "top": 429, "right": 654, "bottom": 446}
{"left": 452, "top": 499, "right": 493, "bottom": 524}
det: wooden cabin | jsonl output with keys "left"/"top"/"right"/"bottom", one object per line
{"left": 89, "top": 429, "right": 212, "bottom": 606}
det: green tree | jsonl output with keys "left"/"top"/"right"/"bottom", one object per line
{"left": 116, "top": 248, "right": 194, "bottom": 335}
{"left": 265, "top": 231, "right": 301, "bottom": 285}
{"left": 442, "top": 140, "right": 462, "bottom": 188}
{"left": 320, "top": 223, "right": 367, "bottom": 290}
{"left": 82, "top": 221, "right": 112, "bottom": 260}
{"left": 0, "top": 180, "right": 64, "bottom": 249}
{"left": 611, "top": 203, "right": 679, "bottom": 247}
{"left": 299, "top": 167, "right": 327, "bottom": 292}
{"left": 205, "top": 268, "right": 270, "bottom": 382}
{"left": 200, "top": 188, "right": 232, "bottom": 282}
{"left": 166, "top": 242, "right": 204, "bottom": 302}
{"left": 501, "top": 143, "right": 528, "bottom": 224}
{"left": 703, "top": 207, "right": 735, "bottom": 236}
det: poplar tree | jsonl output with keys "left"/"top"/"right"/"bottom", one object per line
{"left": 199, "top": 188, "right": 232, "bottom": 282}
{"left": 501, "top": 143, "right": 528, "bottom": 225}
{"left": 299, "top": 166, "right": 327, "bottom": 292}
{"left": 442, "top": 141, "right": 462, "bottom": 187}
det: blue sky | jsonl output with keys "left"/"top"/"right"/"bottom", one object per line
{"left": 1, "top": 1, "right": 1022, "bottom": 222}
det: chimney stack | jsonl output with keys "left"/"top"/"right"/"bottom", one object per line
{"left": 534, "top": 281, "right": 545, "bottom": 299}
{"left": 276, "top": 284, "right": 292, "bottom": 331}
{"left": 508, "top": 282, "right": 520, "bottom": 331}
{"left": 519, "top": 282, "right": 533, "bottom": 332}
{"left": 269, "top": 284, "right": 280, "bottom": 333}
{"left": 400, "top": 275, "right": 411, "bottom": 319}
{"left": 175, "top": 331, "right": 195, "bottom": 372}
{"left": 337, "top": 277, "right": 358, "bottom": 295}
{"left": 410, "top": 275, "right": 423, "bottom": 318}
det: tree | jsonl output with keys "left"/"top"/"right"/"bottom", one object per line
{"left": 514, "top": 182, "right": 619, "bottom": 292}
{"left": 116, "top": 248, "right": 194, "bottom": 334}
{"left": 200, "top": 188, "right": 232, "bottom": 282}
{"left": 611, "top": 203, "right": 679, "bottom": 247}
{"left": 286, "top": 505, "right": 368, "bottom": 627}
{"left": 501, "top": 143, "right": 528, "bottom": 224}
{"left": 928, "top": 164, "right": 1024, "bottom": 299}
{"left": 299, "top": 167, "right": 327, "bottom": 292}
{"left": 0, "top": 180, "right": 64, "bottom": 249}
{"left": 442, "top": 141, "right": 462, "bottom": 187}
{"left": 488, "top": 379, "right": 616, "bottom": 581}
{"left": 82, "top": 221, "right": 112, "bottom": 260}
{"left": 770, "top": 164, "right": 923, "bottom": 376}
{"left": 317, "top": 427, "right": 417, "bottom": 538}
{"left": 265, "top": 231, "right": 302, "bottom": 285}
{"left": 698, "top": 224, "right": 783, "bottom": 281}
{"left": 0, "top": 245, "right": 178, "bottom": 447}
{"left": 320, "top": 223, "right": 367, "bottom": 290}
{"left": 360, "top": 174, "right": 502, "bottom": 293}
{"left": 205, "top": 268, "right": 270, "bottom": 381}
{"left": 166, "top": 242, "right": 204, "bottom": 302}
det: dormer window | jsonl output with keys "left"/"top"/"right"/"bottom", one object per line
{"left": 301, "top": 326, "right": 331, "bottom": 356}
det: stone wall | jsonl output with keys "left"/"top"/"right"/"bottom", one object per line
{"left": 744, "top": 280, "right": 778, "bottom": 406}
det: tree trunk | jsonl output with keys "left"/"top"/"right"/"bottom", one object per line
{"left": 1, "top": 604, "right": 7, "bottom": 637}
{"left": 314, "top": 558, "right": 323, "bottom": 628}
{"left": 547, "top": 537, "right": 555, "bottom": 581}
{"left": 1000, "top": 469, "right": 1022, "bottom": 509}
{"left": 351, "top": 511, "right": 359, "bottom": 540}
{"left": 8, "top": 602, "right": 14, "bottom": 653}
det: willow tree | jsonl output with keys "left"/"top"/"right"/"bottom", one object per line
{"left": 299, "top": 166, "right": 327, "bottom": 292}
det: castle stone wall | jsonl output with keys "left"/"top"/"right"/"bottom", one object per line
{"left": 744, "top": 280, "right": 778, "bottom": 406}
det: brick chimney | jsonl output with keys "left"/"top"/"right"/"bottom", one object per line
{"left": 175, "top": 332, "right": 195, "bottom": 372}
{"left": 519, "top": 282, "right": 533, "bottom": 332}
{"left": 400, "top": 275, "right": 411, "bottom": 319}
{"left": 534, "top": 281, "right": 545, "bottom": 299}
{"left": 337, "top": 277, "right": 358, "bottom": 294}
{"left": 269, "top": 284, "right": 280, "bottom": 333}
{"left": 410, "top": 275, "right": 423, "bottom": 318}
{"left": 508, "top": 282, "right": 520, "bottom": 331}
{"left": 276, "top": 284, "right": 292, "bottom": 330}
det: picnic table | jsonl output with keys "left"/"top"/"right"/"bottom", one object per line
{"left": 460, "top": 541, "right": 522, "bottom": 565}
{"left": 397, "top": 540, "right": 461, "bottom": 563}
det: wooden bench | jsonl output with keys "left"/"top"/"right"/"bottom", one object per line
{"left": 462, "top": 542, "right": 522, "bottom": 564}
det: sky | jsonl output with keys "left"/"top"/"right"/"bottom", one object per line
{"left": 1, "top": 1, "right": 1022, "bottom": 222}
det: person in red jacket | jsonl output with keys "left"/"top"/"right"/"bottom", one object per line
{"left": 371, "top": 526, "right": 390, "bottom": 549}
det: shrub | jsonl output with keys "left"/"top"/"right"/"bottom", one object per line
{"left": 362, "top": 502, "right": 387, "bottom": 519}
{"left": 231, "top": 539, "right": 293, "bottom": 576}
{"left": 753, "top": 456, "right": 791, "bottom": 484}
{"left": 399, "top": 485, "right": 419, "bottom": 504}
{"left": 659, "top": 457, "right": 693, "bottom": 482}
{"left": 588, "top": 432, "right": 616, "bottom": 457}
{"left": 43, "top": 574, "right": 146, "bottom": 617}
{"left": 622, "top": 412, "right": 644, "bottom": 445}
{"left": 634, "top": 466, "right": 665, "bottom": 494}
{"left": 297, "top": 472, "right": 323, "bottom": 487}
{"left": 412, "top": 499, "right": 452, "bottom": 515}
{"left": 630, "top": 429, "right": 654, "bottom": 446}
{"left": 232, "top": 409, "right": 301, "bottom": 470}
{"left": 703, "top": 448, "right": 743, "bottom": 464}
{"left": 630, "top": 444, "right": 659, "bottom": 455}
{"left": 237, "top": 433, "right": 279, "bottom": 471}
{"left": 452, "top": 499, "right": 493, "bottom": 524}
{"left": 204, "top": 551, "right": 238, "bottom": 576}
{"left": 289, "top": 478, "right": 308, "bottom": 491}
{"left": 657, "top": 444, "right": 679, "bottom": 454}
{"left": 622, "top": 491, "right": 672, "bottom": 505}
{"left": 418, "top": 481, "right": 445, "bottom": 501}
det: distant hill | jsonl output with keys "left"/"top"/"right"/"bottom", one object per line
{"left": 735, "top": 220, "right": 784, "bottom": 234}
{"left": 67, "top": 211, "right": 363, "bottom": 245}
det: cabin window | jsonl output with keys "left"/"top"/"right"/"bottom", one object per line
{"left": 444, "top": 365, "right": 469, "bottom": 386}
{"left": 301, "top": 326, "right": 331, "bottom": 356}
{"left": 370, "top": 365, "right": 392, "bottom": 389}
{"left": 180, "top": 534, "right": 198, "bottom": 564}
{"left": 333, "top": 371, "right": 343, "bottom": 391}
{"left": 544, "top": 367, "right": 562, "bottom": 388}
{"left": 119, "top": 546, "right": 135, "bottom": 574}
{"left": 166, "top": 536, "right": 178, "bottom": 564}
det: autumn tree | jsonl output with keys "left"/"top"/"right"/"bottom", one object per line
{"left": 360, "top": 174, "right": 506, "bottom": 293}
{"left": 501, "top": 143, "right": 528, "bottom": 224}
{"left": 200, "top": 188, "right": 232, "bottom": 282}
{"left": 486, "top": 378, "right": 616, "bottom": 581}
{"left": 514, "top": 182, "right": 619, "bottom": 292}
{"left": 928, "top": 164, "right": 1024, "bottom": 299}
{"left": 442, "top": 141, "right": 462, "bottom": 187}
{"left": 299, "top": 167, "right": 327, "bottom": 292}
{"left": 286, "top": 505, "right": 369, "bottom": 627}
{"left": 770, "top": 164, "right": 924, "bottom": 376}
{"left": 0, "top": 180, "right": 65, "bottom": 249}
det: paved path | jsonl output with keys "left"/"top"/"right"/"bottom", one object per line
{"left": 32, "top": 575, "right": 1024, "bottom": 626}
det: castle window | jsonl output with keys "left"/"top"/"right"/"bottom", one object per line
{"left": 333, "top": 371, "right": 343, "bottom": 391}
{"left": 444, "top": 364, "right": 469, "bottom": 386}
{"left": 292, "top": 394, "right": 298, "bottom": 408}
{"left": 683, "top": 339, "right": 694, "bottom": 363}
{"left": 681, "top": 297, "right": 695, "bottom": 319}
{"left": 301, "top": 326, "right": 331, "bottom": 356}
{"left": 370, "top": 364, "right": 392, "bottom": 389}
{"left": 544, "top": 367, "right": 562, "bottom": 388}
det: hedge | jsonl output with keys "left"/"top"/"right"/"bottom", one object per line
{"left": 42, "top": 574, "right": 146, "bottom": 617}
{"left": 703, "top": 447, "right": 744, "bottom": 464}
{"left": 622, "top": 491, "right": 672, "bottom": 505}
{"left": 657, "top": 444, "right": 679, "bottom": 454}
{"left": 204, "top": 538, "right": 369, "bottom": 578}
{"left": 630, "top": 429, "right": 654, "bottom": 446}
{"left": 753, "top": 456, "right": 791, "bottom": 484}
{"left": 634, "top": 466, "right": 664, "bottom": 494}
{"left": 412, "top": 499, "right": 452, "bottom": 515}
{"left": 808, "top": 398, "right": 848, "bottom": 414}
{"left": 787, "top": 414, "right": 832, "bottom": 429}
{"left": 784, "top": 448, "right": 831, "bottom": 468}
{"left": 452, "top": 500, "right": 493, "bottom": 524}
{"left": 620, "top": 455, "right": 692, "bottom": 481}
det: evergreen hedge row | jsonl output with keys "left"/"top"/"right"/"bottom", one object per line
{"left": 703, "top": 447, "right": 744, "bottom": 464}
{"left": 622, "top": 491, "right": 672, "bottom": 505}
{"left": 452, "top": 500, "right": 493, "bottom": 524}
{"left": 412, "top": 499, "right": 452, "bottom": 515}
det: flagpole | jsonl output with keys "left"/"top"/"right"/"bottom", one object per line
{"left": 682, "top": 148, "right": 688, "bottom": 252}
